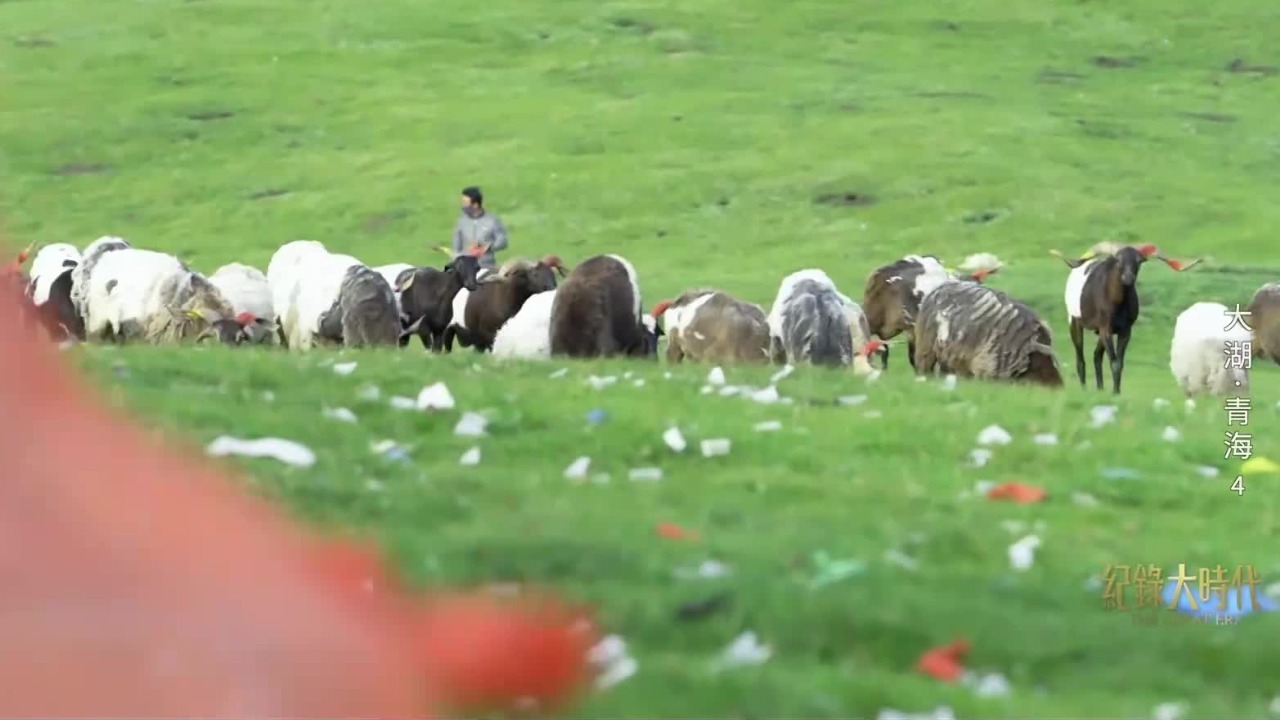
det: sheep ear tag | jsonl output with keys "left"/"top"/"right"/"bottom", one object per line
{"left": 234, "top": 311, "right": 256, "bottom": 326}
{"left": 184, "top": 310, "right": 202, "bottom": 319}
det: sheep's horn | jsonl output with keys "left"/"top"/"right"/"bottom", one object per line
{"left": 1154, "top": 253, "right": 1202, "bottom": 272}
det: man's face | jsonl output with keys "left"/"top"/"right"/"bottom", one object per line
{"left": 460, "top": 195, "right": 473, "bottom": 210}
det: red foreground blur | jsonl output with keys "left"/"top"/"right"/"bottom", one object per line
{"left": 0, "top": 244, "right": 596, "bottom": 718}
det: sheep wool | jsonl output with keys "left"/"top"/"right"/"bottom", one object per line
{"left": 492, "top": 289, "right": 556, "bottom": 359}
{"left": 209, "top": 263, "right": 273, "bottom": 320}
{"left": 914, "top": 280, "right": 1061, "bottom": 385}
{"left": 27, "top": 243, "right": 81, "bottom": 305}
{"left": 1169, "top": 301, "right": 1250, "bottom": 396}
{"left": 767, "top": 269, "right": 854, "bottom": 367}
{"left": 71, "top": 236, "right": 130, "bottom": 319}
{"left": 321, "top": 265, "right": 400, "bottom": 348}
{"left": 282, "top": 248, "right": 363, "bottom": 350}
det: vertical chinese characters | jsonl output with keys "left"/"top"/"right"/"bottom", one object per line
{"left": 1222, "top": 304, "right": 1251, "bottom": 495}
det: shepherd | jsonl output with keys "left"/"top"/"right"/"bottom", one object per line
{"left": 451, "top": 186, "right": 509, "bottom": 271}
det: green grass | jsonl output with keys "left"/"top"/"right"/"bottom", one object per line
{"left": 5, "top": 0, "right": 1280, "bottom": 716}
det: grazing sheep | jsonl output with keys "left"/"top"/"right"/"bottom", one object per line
{"left": 766, "top": 269, "right": 859, "bottom": 367}
{"left": 266, "top": 239, "right": 328, "bottom": 347}
{"left": 862, "top": 253, "right": 1002, "bottom": 369}
{"left": 23, "top": 244, "right": 83, "bottom": 341}
{"left": 395, "top": 250, "right": 484, "bottom": 351}
{"left": 492, "top": 289, "right": 557, "bottom": 360}
{"left": 70, "top": 236, "right": 130, "bottom": 320}
{"left": 1247, "top": 283, "right": 1280, "bottom": 365}
{"left": 1053, "top": 243, "right": 1193, "bottom": 393}
{"left": 447, "top": 255, "right": 566, "bottom": 352}
{"left": 268, "top": 242, "right": 363, "bottom": 350}
{"left": 208, "top": 263, "right": 274, "bottom": 344}
{"left": 84, "top": 248, "right": 250, "bottom": 345}
{"left": 913, "top": 281, "right": 1062, "bottom": 386}
{"left": 549, "top": 254, "right": 658, "bottom": 358}
{"left": 651, "top": 289, "right": 770, "bottom": 364}
{"left": 315, "top": 265, "right": 401, "bottom": 348}
{"left": 1169, "top": 302, "right": 1250, "bottom": 397}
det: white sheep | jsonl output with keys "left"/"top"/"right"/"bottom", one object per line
{"left": 1170, "top": 301, "right": 1250, "bottom": 397}
{"left": 209, "top": 263, "right": 275, "bottom": 343}
{"left": 70, "top": 235, "right": 130, "bottom": 319}
{"left": 492, "top": 289, "right": 556, "bottom": 359}
{"left": 27, "top": 243, "right": 81, "bottom": 305}
{"left": 84, "top": 248, "right": 249, "bottom": 344}
{"left": 272, "top": 244, "right": 363, "bottom": 350}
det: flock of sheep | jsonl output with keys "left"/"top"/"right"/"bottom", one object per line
{"left": 3, "top": 235, "right": 1279, "bottom": 397}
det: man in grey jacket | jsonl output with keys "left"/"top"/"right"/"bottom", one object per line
{"left": 451, "top": 186, "right": 508, "bottom": 270}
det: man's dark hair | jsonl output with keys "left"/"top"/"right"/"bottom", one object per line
{"left": 462, "top": 186, "right": 483, "bottom": 205}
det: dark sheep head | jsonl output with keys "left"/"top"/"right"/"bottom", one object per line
{"left": 190, "top": 309, "right": 254, "bottom": 346}
{"left": 444, "top": 255, "right": 481, "bottom": 292}
{"left": 633, "top": 311, "right": 665, "bottom": 357}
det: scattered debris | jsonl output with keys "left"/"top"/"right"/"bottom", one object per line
{"left": 416, "top": 382, "right": 455, "bottom": 410}
{"left": 711, "top": 631, "right": 771, "bottom": 671}
{"left": 1194, "top": 465, "right": 1219, "bottom": 477}
{"left": 261, "top": 390, "right": 275, "bottom": 402}
{"left": 332, "top": 361, "right": 357, "bottom": 375}
{"left": 549, "top": 367, "right": 568, "bottom": 379}
{"left": 749, "top": 386, "right": 780, "bottom": 404}
{"left": 964, "top": 671, "right": 1011, "bottom": 698}
{"left": 629, "top": 467, "right": 663, "bottom": 482}
{"left": 675, "top": 559, "right": 731, "bottom": 580}
{"left": 770, "top": 364, "right": 794, "bottom": 383}
{"left": 356, "top": 384, "right": 380, "bottom": 400}
{"left": 753, "top": 420, "right": 782, "bottom": 432}
{"left": 1072, "top": 491, "right": 1098, "bottom": 506}
{"left": 1153, "top": 398, "right": 1169, "bottom": 409}
{"left": 1033, "top": 433, "right": 1058, "bottom": 446}
{"left": 371, "top": 439, "right": 409, "bottom": 461}
{"left": 916, "top": 639, "right": 969, "bottom": 682}
{"left": 1268, "top": 695, "right": 1280, "bottom": 719}
{"left": 206, "top": 436, "right": 315, "bottom": 467}
{"left": 585, "top": 408, "right": 608, "bottom": 425}
{"left": 973, "top": 480, "right": 996, "bottom": 495}
{"left": 987, "top": 482, "right": 1046, "bottom": 503}
{"left": 389, "top": 395, "right": 415, "bottom": 410}
{"left": 656, "top": 522, "right": 697, "bottom": 540}
{"left": 876, "top": 707, "right": 956, "bottom": 720}
{"left": 588, "top": 635, "right": 637, "bottom": 690}
{"left": 459, "top": 446, "right": 481, "bottom": 466}
{"left": 977, "top": 425, "right": 1012, "bottom": 445}
{"left": 941, "top": 374, "right": 957, "bottom": 390}
{"left": 864, "top": 409, "right": 882, "bottom": 418}
{"left": 663, "top": 427, "right": 687, "bottom": 452}
{"left": 633, "top": 378, "right": 645, "bottom": 387}
{"left": 586, "top": 374, "right": 617, "bottom": 389}
{"left": 1161, "top": 426, "right": 1180, "bottom": 442}
{"left": 322, "top": 406, "right": 357, "bottom": 423}
{"left": 700, "top": 438, "right": 731, "bottom": 457}
{"left": 969, "top": 448, "right": 993, "bottom": 467}
{"left": 1101, "top": 467, "right": 1141, "bottom": 479}
{"left": 884, "top": 548, "right": 919, "bottom": 571}
{"left": 808, "top": 551, "right": 866, "bottom": 589}
{"left": 1152, "top": 701, "right": 1187, "bottom": 720}
{"left": 453, "top": 411, "right": 488, "bottom": 437}
{"left": 707, "top": 366, "right": 726, "bottom": 385}
{"left": 564, "top": 456, "right": 591, "bottom": 480}
{"left": 838, "top": 394, "right": 867, "bottom": 406}
{"left": 1185, "top": 398, "right": 1196, "bottom": 410}
{"left": 364, "top": 479, "right": 384, "bottom": 492}
{"left": 1008, "top": 534, "right": 1040, "bottom": 571}
{"left": 1090, "top": 405, "right": 1118, "bottom": 427}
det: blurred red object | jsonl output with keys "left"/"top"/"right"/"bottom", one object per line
{"left": 0, "top": 239, "right": 596, "bottom": 718}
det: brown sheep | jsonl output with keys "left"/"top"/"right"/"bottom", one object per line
{"left": 549, "top": 254, "right": 659, "bottom": 358}
{"left": 445, "top": 255, "right": 565, "bottom": 352}
{"left": 650, "top": 289, "right": 770, "bottom": 364}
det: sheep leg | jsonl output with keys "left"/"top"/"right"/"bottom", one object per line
{"left": 881, "top": 343, "right": 890, "bottom": 369}
{"left": 441, "top": 325, "right": 456, "bottom": 352}
{"left": 424, "top": 330, "right": 440, "bottom": 352}
{"left": 665, "top": 340, "right": 684, "bottom": 364}
{"left": 1109, "top": 330, "right": 1129, "bottom": 394}
{"left": 907, "top": 339, "right": 916, "bottom": 370}
{"left": 1092, "top": 336, "right": 1106, "bottom": 390}
{"left": 1069, "top": 319, "right": 1086, "bottom": 387}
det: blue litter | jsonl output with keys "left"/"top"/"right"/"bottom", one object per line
{"left": 586, "top": 408, "right": 608, "bottom": 425}
{"left": 1161, "top": 578, "right": 1279, "bottom": 618}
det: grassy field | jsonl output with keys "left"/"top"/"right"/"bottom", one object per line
{"left": 5, "top": 0, "right": 1280, "bottom": 716}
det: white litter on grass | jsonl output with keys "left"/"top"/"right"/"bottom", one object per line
{"left": 770, "top": 364, "right": 794, "bottom": 383}
{"left": 1008, "top": 534, "right": 1040, "bottom": 571}
{"left": 864, "top": 410, "right": 882, "bottom": 419}
{"left": 1072, "top": 492, "right": 1098, "bottom": 507}
{"left": 564, "top": 456, "right": 591, "bottom": 480}
{"left": 365, "top": 479, "right": 384, "bottom": 492}
{"left": 332, "top": 361, "right": 357, "bottom": 375}
{"left": 707, "top": 366, "right": 726, "bottom": 385}
{"left": 356, "top": 384, "right": 380, "bottom": 400}
{"left": 549, "top": 367, "right": 568, "bottom": 379}
{"left": 865, "top": 370, "right": 882, "bottom": 383}
{"left": 674, "top": 560, "right": 731, "bottom": 579}
{"left": 974, "top": 479, "right": 996, "bottom": 495}
{"left": 977, "top": 424, "right": 1012, "bottom": 445}
{"left": 663, "top": 427, "right": 687, "bottom": 452}
{"left": 322, "top": 406, "right": 357, "bottom": 423}
{"left": 1194, "top": 465, "right": 1219, "bottom": 477}
{"left": 838, "top": 394, "right": 867, "bottom": 406}
{"left": 942, "top": 374, "right": 957, "bottom": 390}
{"left": 261, "top": 390, "right": 275, "bottom": 402}
{"left": 389, "top": 396, "right": 415, "bottom": 410}
{"left": 206, "top": 436, "right": 315, "bottom": 468}
{"left": 633, "top": 379, "right": 645, "bottom": 387}
{"left": 586, "top": 375, "right": 617, "bottom": 389}
{"left": 1033, "top": 433, "right": 1058, "bottom": 446}
{"left": 712, "top": 631, "right": 771, "bottom": 671}
{"left": 416, "top": 382, "right": 455, "bottom": 410}
{"left": 719, "top": 385, "right": 740, "bottom": 396}
{"left": 1090, "top": 405, "right": 1118, "bottom": 427}
{"left": 749, "top": 386, "right": 780, "bottom": 404}
{"left": 700, "top": 385, "right": 714, "bottom": 395}
{"left": 663, "top": 371, "right": 673, "bottom": 379}
{"left": 753, "top": 420, "right": 782, "bottom": 432}
{"left": 876, "top": 707, "right": 955, "bottom": 720}
{"left": 588, "top": 634, "right": 637, "bottom": 690}
{"left": 628, "top": 467, "right": 663, "bottom": 482}
{"left": 915, "top": 376, "right": 927, "bottom": 382}
{"left": 454, "top": 412, "right": 488, "bottom": 437}
{"left": 1185, "top": 398, "right": 1196, "bottom": 410}
{"left": 1153, "top": 397, "right": 1170, "bottom": 409}
{"left": 1268, "top": 695, "right": 1280, "bottom": 719}
{"left": 1152, "top": 701, "right": 1187, "bottom": 720}
{"left": 458, "top": 447, "right": 481, "bottom": 466}
{"left": 884, "top": 548, "right": 918, "bottom": 571}
{"left": 969, "top": 448, "right": 993, "bottom": 467}
{"left": 1162, "top": 426, "right": 1181, "bottom": 442}
{"left": 971, "top": 671, "right": 1011, "bottom": 698}
{"left": 700, "top": 438, "right": 731, "bottom": 457}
